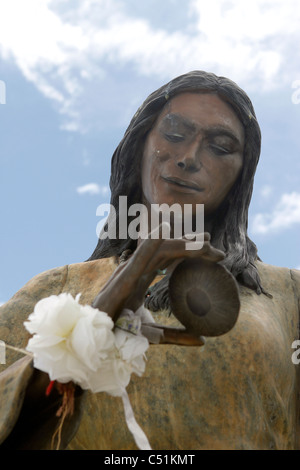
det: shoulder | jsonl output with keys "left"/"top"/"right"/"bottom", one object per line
{"left": 255, "top": 260, "right": 300, "bottom": 301}
{"left": 61, "top": 257, "right": 118, "bottom": 304}
{"left": 290, "top": 267, "right": 300, "bottom": 298}
{"left": 256, "top": 260, "right": 298, "bottom": 282}
{"left": 5, "top": 257, "right": 117, "bottom": 306}
{"left": 0, "top": 257, "right": 117, "bottom": 354}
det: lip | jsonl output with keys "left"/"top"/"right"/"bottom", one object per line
{"left": 162, "top": 176, "right": 204, "bottom": 192}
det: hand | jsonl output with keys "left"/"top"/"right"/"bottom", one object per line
{"left": 92, "top": 225, "right": 224, "bottom": 321}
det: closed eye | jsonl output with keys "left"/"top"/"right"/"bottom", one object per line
{"left": 164, "top": 133, "right": 185, "bottom": 143}
{"left": 210, "top": 144, "right": 231, "bottom": 156}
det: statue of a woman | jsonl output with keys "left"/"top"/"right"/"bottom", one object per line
{"left": 1, "top": 71, "right": 300, "bottom": 450}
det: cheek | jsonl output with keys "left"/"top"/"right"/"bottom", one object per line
{"left": 141, "top": 143, "right": 162, "bottom": 201}
{"left": 142, "top": 139, "right": 172, "bottom": 178}
{"left": 225, "top": 160, "right": 242, "bottom": 184}
{"left": 141, "top": 149, "right": 157, "bottom": 186}
{"left": 228, "top": 155, "right": 243, "bottom": 184}
{"left": 209, "top": 156, "right": 243, "bottom": 196}
{"left": 141, "top": 138, "right": 154, "bottom": 177}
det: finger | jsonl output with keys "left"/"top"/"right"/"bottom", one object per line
{"left": 194, "top": 241, "right": 225, "bottom": 262}
{"left": 143, "top": 238, "right": 225, "bottom": 273}
{"left": 158, "top": 326, "right": 205, "bottom": 346}
{"left": 129, "top": 222, "right": 171, "bottom": 274}
{"left": 92, "top": 224, "right": 171, "bottom": 314}
{"left": 183, "top": 231, "right": 211, "bottom": 242}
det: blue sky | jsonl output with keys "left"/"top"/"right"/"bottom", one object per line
{"left": 0, "top": 0, "right": 300, "bottom": 304}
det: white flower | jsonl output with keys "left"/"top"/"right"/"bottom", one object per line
{"left": 24, "top": 293, "right": 149, "bottom": 396}
{"left": 90, "top": 329, "right": 149, "bottom": 396}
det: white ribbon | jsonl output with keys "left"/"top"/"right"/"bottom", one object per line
{"left": 121, "top": 389, "right": 152, "bottom": 450}
{"left": 114, "top": 307, "right": 155, "bottom": 449}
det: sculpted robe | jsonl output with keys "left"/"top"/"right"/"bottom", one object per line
{"left": 0, "top": 257, "right": 300, "bottom": 450}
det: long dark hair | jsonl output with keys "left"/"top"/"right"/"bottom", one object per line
{"left": 88, "top": 71, "right": 268, "bottom": 310}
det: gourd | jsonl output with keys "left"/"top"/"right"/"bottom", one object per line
{"left": 169, "top": 258, "right": 240, "bottom": 337}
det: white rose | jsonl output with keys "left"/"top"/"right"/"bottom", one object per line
{"left": 24, "top": 294, "right": 149, "bottom": 396}
{"left": 114, "top": 328, "right": 148, "bottom": 377}
{"left": 24, "top": 294, "right": 152, "bottom": 450}
{"left": 87, "top": 329, "right": 149, "bottom": 396}
{"left": 24, "top": 293, "right": 115, "bottom": 387}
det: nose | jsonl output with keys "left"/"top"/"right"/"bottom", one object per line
{"left": 176, "top": 143, "right": 202, "bottom": 173}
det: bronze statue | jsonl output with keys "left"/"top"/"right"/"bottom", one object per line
{"left": 0, "top": 71, "right": 300, "bottom": 450}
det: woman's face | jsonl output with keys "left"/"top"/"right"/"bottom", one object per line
{"left": 141, "top": 92, "right": 245, "bottom": 216}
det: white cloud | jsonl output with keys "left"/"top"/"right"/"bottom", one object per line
{"left": 76, "top": 183, "right": 109, "bottom": 196}
{"left": 251, "top": 192, "right": 300, "bottom": 235}
{"left": 1, "top": 0, "right": 300, "bottom": 130}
